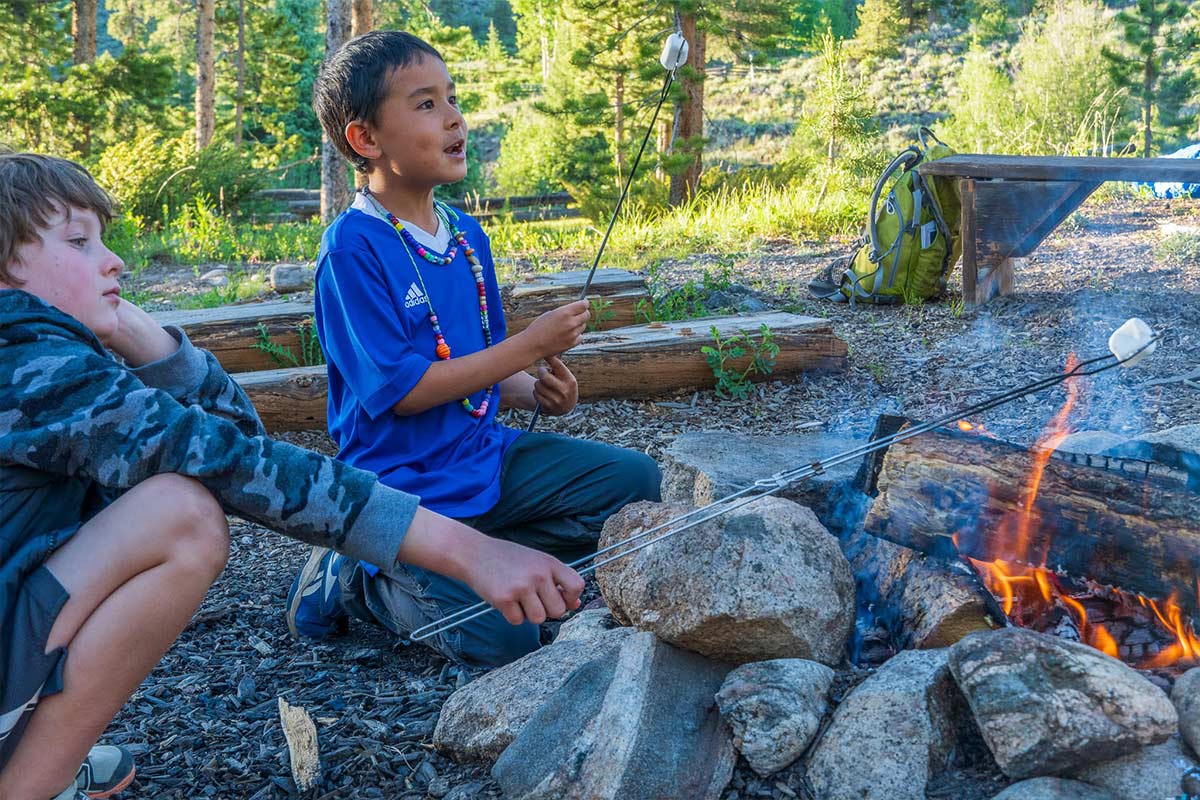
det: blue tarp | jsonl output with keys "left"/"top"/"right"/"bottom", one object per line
{"left": 1138, "top": 142, "right": 1200, "bottom": 199}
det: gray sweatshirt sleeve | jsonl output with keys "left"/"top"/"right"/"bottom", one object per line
{"left": 0, "top": 325, "right": 416, "bottom": 569}
{"left": 128, "top": 326, "right": 266, "bottom": 438}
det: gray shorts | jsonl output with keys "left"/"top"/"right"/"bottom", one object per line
{"left": 0, "top": 565, "right": 70, "bottom": 770}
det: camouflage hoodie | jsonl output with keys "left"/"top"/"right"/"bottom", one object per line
{"left": 0, "top": 290, "right": 419, "bottom": 625}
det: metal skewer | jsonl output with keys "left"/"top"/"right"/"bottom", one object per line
{"left": 527, "top": 32, "right": 689, "bottom": 432}
{"left": 412, "top": 332, "right": 1160, "bottom": 641}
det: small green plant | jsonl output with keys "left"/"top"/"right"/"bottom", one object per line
{"left": 701, "top": 324, "right": 780, "bottom": 400}
{"left": 587, "top": 297, "right": 615, "bottom": 331}
{"left": 1155, "top": 232, "right": 1200, "bottom": 266}
{"left": 948, "top": 295, "right": 967, "bottom": 319}
{"left": 252, "top": 318, "right": 325, "bottom": 368}
{"left": 635, "top": 298, "right": 655, "bottom": 323}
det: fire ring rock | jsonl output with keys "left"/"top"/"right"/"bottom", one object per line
{"left": 949, "top": 627, "right": 1178, "bottom": 779}
{"left": 715, "top": 658, "right": 835, "bottom": 776}
{"left": 596, "top": 498, "right": 855, "bottom": 665}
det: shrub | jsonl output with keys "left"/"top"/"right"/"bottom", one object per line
{"left": 94, "top": 131, "right": 264, "bottom": 224}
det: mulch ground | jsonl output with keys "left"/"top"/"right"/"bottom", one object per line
{"left": 108, "top": 194, "right": 1200, "bottom": 798}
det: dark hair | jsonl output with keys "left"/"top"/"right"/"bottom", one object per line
{"left": 0, "top": 151, "right": 115, "bottom": 286}
{"left": 313, "top": 31, "right": 444, "bottom": 172}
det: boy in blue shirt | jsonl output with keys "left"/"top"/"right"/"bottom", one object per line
{"left": 289, "top": 30, "right": 662, "bottom": 667}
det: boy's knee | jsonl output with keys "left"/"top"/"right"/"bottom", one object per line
{"left": 622, "top": 450, "right": 663, "bottom": 503}
{"left": 144, "top": 474, "right": 230, "bottom": 573}
{"left": 454, "top": 620, "right": 540, "bottom": 669}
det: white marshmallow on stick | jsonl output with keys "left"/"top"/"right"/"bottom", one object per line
{"left": 660, "top": 33, "right": 689, "bottom": 71}
{"left": 1108, "top": 317, "right": 1157, "bottom": 367}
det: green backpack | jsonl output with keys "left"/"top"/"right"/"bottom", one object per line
{"left": 810, "top": 127, "right": 962, "bottom": 304}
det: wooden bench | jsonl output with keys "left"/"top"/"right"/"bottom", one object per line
{"left": 918, "top": 155, "right": 1200, "bottom": 307}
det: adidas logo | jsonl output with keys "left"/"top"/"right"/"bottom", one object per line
{"left": 404, "top": 282, "right": 427, "bottom": 309}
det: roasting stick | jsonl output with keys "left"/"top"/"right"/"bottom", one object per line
{"left": 526, "top": 33, "right": 690, "bottom": 433}
{"left": 412, "top": 320, "right": 1160, "bottom": 642}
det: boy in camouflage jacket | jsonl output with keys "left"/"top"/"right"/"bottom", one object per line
{"left": 0, "top": 152, "right": 584, "bottom": 800}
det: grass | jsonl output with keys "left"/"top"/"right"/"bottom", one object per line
{"left": 106, "top": 201, "right": 324, "bottom": 275}
{"left": 1155, "top": 231, "right": 1200, "bottom": 267}
{"left": 105, "top": 176, "right": 866, "bottom": 289}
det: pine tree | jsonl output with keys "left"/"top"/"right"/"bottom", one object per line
{"left": 849, "top": 0, "right": 905, "bottom": 61}
{"left": 1102, "top": 0, "right": 1197, "bottom": 156}
{"left": 511, "top": 0, "right": 558, "bottom": 82}
{"left": 665, "top": 0, "right": 794, "bottom": 205}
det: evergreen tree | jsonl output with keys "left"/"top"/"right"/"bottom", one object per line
{"left": 558, "top": 0, "right": 664, "bottom": 190}
{"left": 1102, "top": 0, "right": 1197, "bottom": 155}
{"left": 511, "top": 0, "right": 559, "bottom": 82}
{"left": 848, "top": 0, "right": 905, "bottom": 61}
{"left": 664, "top": 0, "right": 794, "bottom": 205}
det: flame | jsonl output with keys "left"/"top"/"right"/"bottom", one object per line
{"left": 959, "top": 354, "right": 1200, "bottom": 669}
{"left": 1139, "top": 594, "right": 1200, "bottom": 668}
{"left": 1093, "top": 625, "right": 1119, "bottom": 658}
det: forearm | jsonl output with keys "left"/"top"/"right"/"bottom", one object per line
{"left": 394, "top": 506, "right": 480, "bottom": 582}
{"left": 106, "top": 300, "right": 181, "bottom": 367}
{"left": 498, "top": 371, "right": 537, "bottom": 411}
{"left": 393, "top": 333, "right": 539, "bottom": 415}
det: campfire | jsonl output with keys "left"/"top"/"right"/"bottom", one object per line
{"left": 886, "top": 352, "right": 1200, "bottom": 673}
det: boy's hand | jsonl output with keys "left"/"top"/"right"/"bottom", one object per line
{"left": 533, "top": 355, "right": 578, "bottom": 416}
{"left": 521, "top": 300, "right": 590, "bottom": 361}
{"left": 461, "top": 536, "right": 585, "bottom": 626}
{"left": 104, "top": 298, "right": 180, "bottom": 367}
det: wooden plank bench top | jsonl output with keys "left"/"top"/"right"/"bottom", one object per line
{"left": 919, "top": 154, "right": 1200, "bottom": 182}
{"left": 917, "top": 155, "right": 1200, "bottom": 307}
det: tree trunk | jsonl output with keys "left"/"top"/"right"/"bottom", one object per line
{"left": 234, "top": 0, "right": 246, "bottom": 148}
{"left": 237, "top": 313, "right": 847, "bottom": 431}
{"left": 195, "top": 0, "right": 216, "bottom": 151}
{"left": 613, "top": 71, "right": 626, "bottom": 189}
{"left": 72, "top": 0, "right": 98, "bottom": 155}
{"left": 72, "top": 0, "right": 97, "bottom": 64}
{"left": 322, "top": 0, "right": 353, "bottom": 223}
{"left": 538, "top": 1, "right": 550, "bottom": 82}
{"left": 668, "top": 17, "right": 706, "bottom": 207}
{"left": 351, "top": 0, "right": 373, "bottom": 37}
{"left": 1142, "top": 31, "right": 1155, "bottom": 157}
{"left": 656, "top": 117, "right": 670, "bottom": 181}
{"left": 351, "top": 0, "right": 373, "bottom": 189}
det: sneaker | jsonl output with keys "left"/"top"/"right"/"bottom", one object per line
{"left": 285, "top": 546, "right": 348, "bottom": 639}
{"left": 73, "top": 744, "right": 135, "bottom": 798}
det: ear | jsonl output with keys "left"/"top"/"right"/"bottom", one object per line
{"left": 345, "top": 120, "right": 381, "bottom": 163}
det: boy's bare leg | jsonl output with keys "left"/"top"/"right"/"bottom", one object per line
{"left": 0, "top": 474, "right": 229, "bottom": 799}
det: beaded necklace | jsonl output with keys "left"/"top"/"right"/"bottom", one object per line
{"left": 363, "top": 188, "right": 494, "bottom": 419}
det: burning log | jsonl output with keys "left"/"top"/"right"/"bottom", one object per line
{"left": 850, "top": 533, "right": 998, "bottom": 651}
{"left": 863, "top": 420, "right": 1200, "bottom": 614}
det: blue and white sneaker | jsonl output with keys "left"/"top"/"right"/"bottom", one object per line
{"left": 285, "top": 546, "right": 348, "bottom": 640}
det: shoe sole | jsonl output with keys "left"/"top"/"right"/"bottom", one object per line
{"left": 287, "top": 547, "right": 332, "bottom": 639}
{"left": 86, "top": 766, "right": 135, "bottom": 799}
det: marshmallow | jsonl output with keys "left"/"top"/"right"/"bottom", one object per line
{"left": 1108, "top": 317, "right": 1157, "bottom": 367}
{"left": 660, "top": 33, "right": 689, "bottom": 71}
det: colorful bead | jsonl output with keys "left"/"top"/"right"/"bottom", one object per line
{"left": 363, "top": 188, "right": 496, "bottom": 419}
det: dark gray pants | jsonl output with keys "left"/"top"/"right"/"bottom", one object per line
{"left": 340, "top": 432, "right": 661, "bottom": 667}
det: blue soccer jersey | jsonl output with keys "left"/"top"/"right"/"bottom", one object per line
{"left": 314, "top": 200, "right": 520, "bottom": 520}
